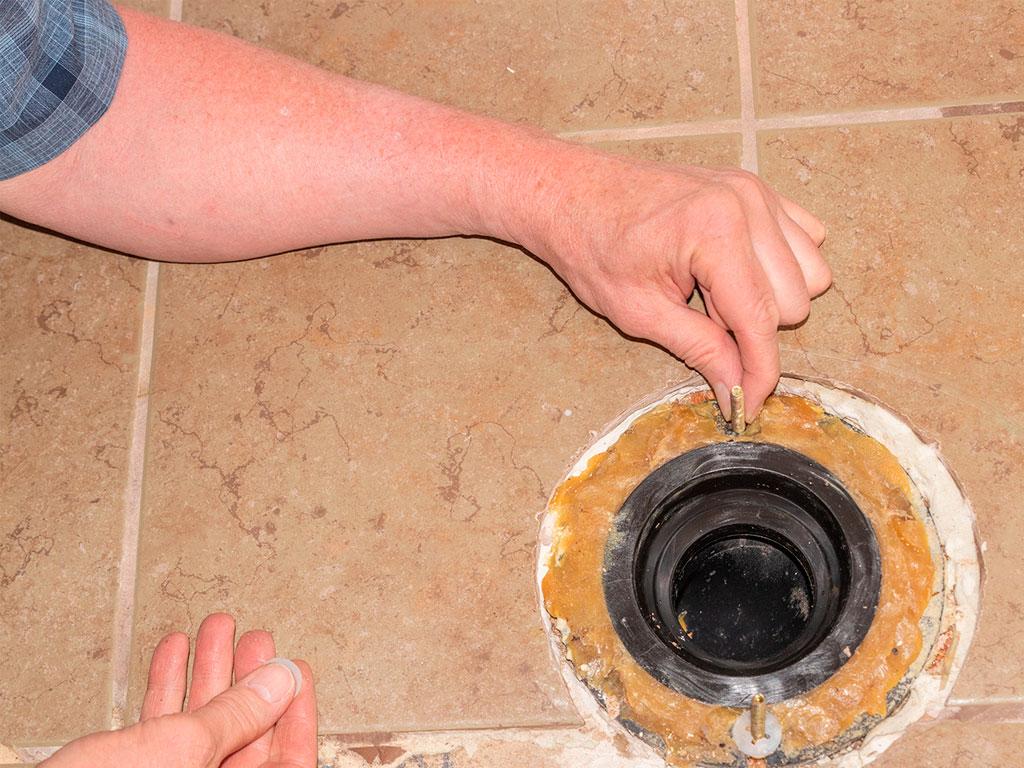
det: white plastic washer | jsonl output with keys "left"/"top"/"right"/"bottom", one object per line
{"left": 731, "top": 710, "right": 783, "bottom": 758}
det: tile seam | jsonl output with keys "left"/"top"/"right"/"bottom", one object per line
{"left": 734, "top": 0, "right": 758, "bottom": 173}
{"left": 756, "top": 105, "right": 946, "bottom": 130}
{"left": 108, "top": 260, "right": 160, "bottom": 729}
{"left": 943, "top": 700, "right": 1024, "bottom": 724}
{"left": 106, "top": 2, "right": 176, "bottom": 733}
{"left": 556, "top": 100, "right": 1023, "bottom": 144}
{"left": 320, "top": 724, "right": 587, "bottom": 740}
{"left": 11, "top": 725, "right": 584, "bottom": 759}
{"left": 15, "top": 705, "right": 1024, "bottom": 762}
{"left": 557, "top": 118, "right": 743, "bottom": 143}
{"left": 948, "top": 696, "right": 1024, "bottom": 706}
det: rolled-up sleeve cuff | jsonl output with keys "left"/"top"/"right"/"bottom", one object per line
{"left": 1, "top": 0, "right": 128, "bottom": 180}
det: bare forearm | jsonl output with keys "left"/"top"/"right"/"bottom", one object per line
{"left": 0, "top": 6, "right": 560, "bottom": 261}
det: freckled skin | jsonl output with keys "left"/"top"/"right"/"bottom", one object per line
{"left": 544, "top": 393, "right": 934, "bottom": 766}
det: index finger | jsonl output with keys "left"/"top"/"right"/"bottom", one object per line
{"left": 693, "top": 221, "right": 781, "bottom": 417}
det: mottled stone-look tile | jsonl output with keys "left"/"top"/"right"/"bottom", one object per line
{"left": 122, "top": 0, "right": 171, "bottom": 16}
{"left": 183, "top": 0, "right": 739, "bottom": 130}
{"left": 754, "top": 1, "right": 1024, "bottom": 116}
{"left": 759, "top": 115, "right": 1024, "bottom": 701}
{"left": 593, "top": 132, "right": 741, "bottom": 165}
{"left": 0, "top": 221, "right": 143, "bottom": 743}
{"left": 872, "top": 720, "right": 1023, "bottom": 767}
{"left": 128, "top": 132, "right": 733, "bottom": 729}
{"left": 316, "top": 721, "right": 1024, "bottom": 767}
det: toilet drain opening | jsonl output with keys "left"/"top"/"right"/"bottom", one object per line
{"left": 672, "top": 524, "right": 822, "bottom": 671}
{"left": 603, "top": 441, "right": 881, "bottom": 706}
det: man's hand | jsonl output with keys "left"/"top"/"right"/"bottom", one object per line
{"left": 503, "top": 149, "right": 831, "bottom": 417}
{"left": 41, "top": 614, "right": 316, "bottom": 768}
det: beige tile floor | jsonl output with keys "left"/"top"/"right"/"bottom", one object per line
{"left": 1, "top": 0, "right": 1022, "bottom": 765}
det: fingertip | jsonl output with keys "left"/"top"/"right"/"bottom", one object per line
{"left": 158, "top": 630, "right": 190, "bottom": 652}
{"left": 712, "top": 382, "right": 733, "bottom": 419}
{"left": 292, "top": 659, "right": 314, "bottom": 693}
{"left": 150, "top": 631, "right": 190, "bottom": 674}
{"left": 199, "top": 612, "right": 236, "bottom": 633}
{"left": 236, "top": 629, "right": 275, "bottom": 657}
{"left": 266, "top": 658, "right": 303, "bottom": 698}
{"left": 234, "top": 629, "right": 277, "bottom": 687}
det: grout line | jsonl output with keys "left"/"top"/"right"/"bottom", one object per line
{"left": 557, "top": 100, "right": 1022, "bottom": 145}
{"left": 321, "top": 723, "right": 584, "bottom": 740}
{"left": 109, "top": 260, "right": 160, "bottom": 729}
{"left": 756, "top": 105, "right": 946, "bottom": 130}
{"left": 944, "top": 699, "right": 1024, "bottom": 724}
{"left": 558, "top": 118, "right": 742, "bottom": 143}
{"left": 948, "top": 696, "right": 1024, "bottom": 706}
{"left": 106, "top": 0, "right": 176, "bottom": 731}
{"left": 734, "top": 0, "right": 758, "bottom": 173}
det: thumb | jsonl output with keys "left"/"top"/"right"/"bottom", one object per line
{"left": 189, "top": 658, "right": 302, "bottom": 764}
{"left": 640, "top": 299, "right": 743, "bottom": 416}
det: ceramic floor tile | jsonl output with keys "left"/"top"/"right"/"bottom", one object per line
{"left": 124, "top": 0, "right": 171, "bottom": 15}
{"left": 759, "top": 115, "right": 1024, "bottom": 701}
{"left": 0, "top": 220, "right": 144, "bottom": 744}
{"left": 182, "top": 0, "right": 739, "bottom": 131}
{"left": 592, "top": 133, "right": 741, "bottom": 165}
{"left": 318, "top": 721, "right": 1024, "bottom": 767}
{"left": 321, "top": 730, "right": 589, "bottom": 768}
{"left": 128, "top": 135, "right": 736, "bottom": 732}
{"left": 870, "top": 720, "right": 1023, "bottom": 767}
{"left": 753, "top": 1, "right": 1024, "bottom": 116}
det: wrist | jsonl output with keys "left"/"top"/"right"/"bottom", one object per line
{"left": 460, "top": 121, "right": 583, "bottom": 261}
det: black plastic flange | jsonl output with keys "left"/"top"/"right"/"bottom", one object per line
{"left": 602, "top": 441, "right": 881, "bottom": 706}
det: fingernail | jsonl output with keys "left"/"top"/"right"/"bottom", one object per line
{"left": 270, "top": 657, "right": 304, "bottom": 696}
{"left": 244, "top": 658, "right": 301, "bottom": 703}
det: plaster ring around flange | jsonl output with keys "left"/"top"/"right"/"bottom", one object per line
{"left": 535, "top": 376, "right": 980, "bottom": 767}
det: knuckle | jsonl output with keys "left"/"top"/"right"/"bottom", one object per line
{"left": 219, "top": 696, "right": 263, "bottom": 735}
{"left": 175, "top": 718, "right": 220, "bottom": 768}
{"left": 727, "top": 170, "right": 779, "bottom": 213}
{"left": 729, "top": 170, "right": 763, "bottom": 196}
{"left": 746, "top": 292, "right": 781, "bottom": 331}
{"left": 683, "top": 338, "right": 726, "bottom": 372}
{"left": 778, "top": 294, "right": 811, "bottom": 325}
{"left": 810, "top": 262, "right": 833, "bottom": 295}
{"left": 695, "top": 185, "right": 746, "bottom": 231}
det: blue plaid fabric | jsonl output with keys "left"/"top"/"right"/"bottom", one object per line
{"left": 1, "top": 0, "right": 127, "bottom": 180}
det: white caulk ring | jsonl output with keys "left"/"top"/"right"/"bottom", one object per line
{"left": 535, "top": 375, "right": 981, "bottom": 767}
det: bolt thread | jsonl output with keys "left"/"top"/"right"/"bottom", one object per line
{"left": 750, "top": 693, "right": 767, "bottom": 741}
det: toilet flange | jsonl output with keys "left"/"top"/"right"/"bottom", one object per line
{"left": 602, "top": 441, "right": 882, "bottom": 706}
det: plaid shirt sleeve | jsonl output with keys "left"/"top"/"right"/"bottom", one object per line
{"left": 1, "top": 0, "right": 127, "bottom": 180}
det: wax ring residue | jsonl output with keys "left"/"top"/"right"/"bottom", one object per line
{"left": 541, "top": 393, "right": 935, "bottom": 766}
